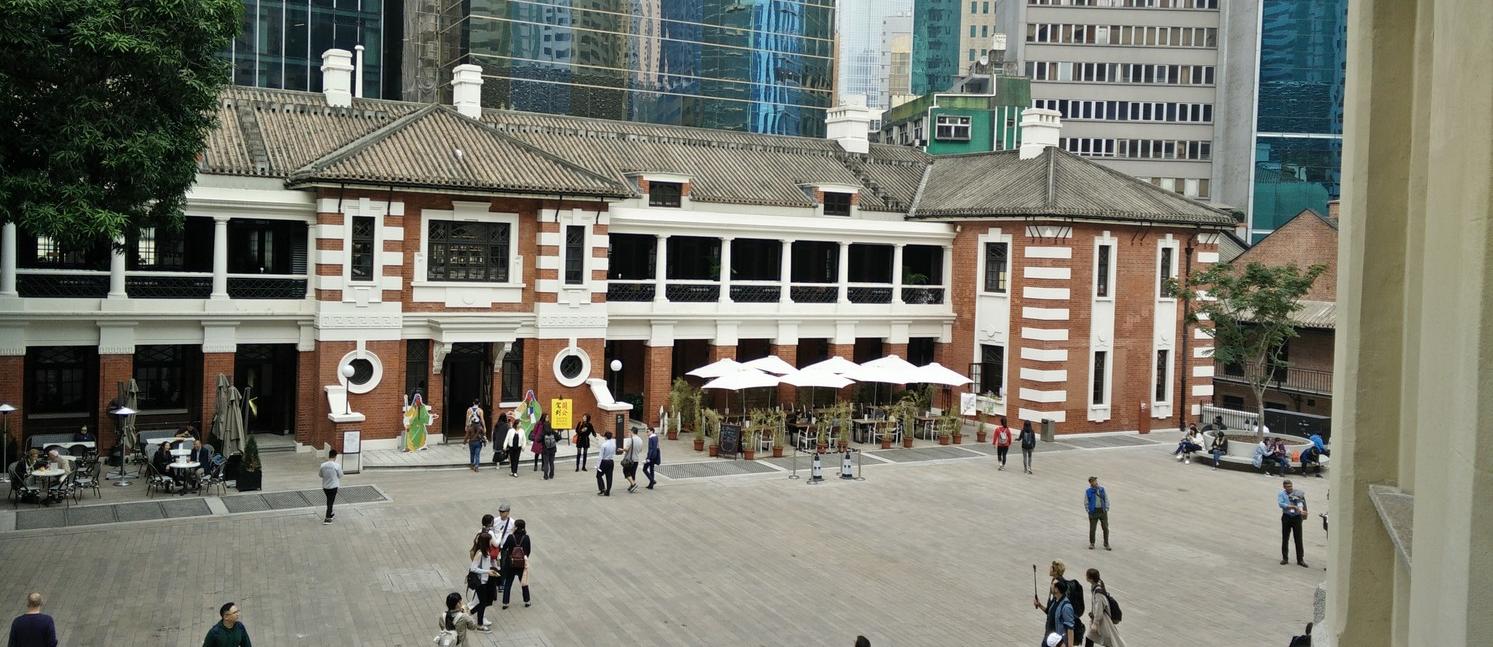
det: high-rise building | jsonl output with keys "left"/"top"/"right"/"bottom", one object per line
{"left": 957, "top": 0, "right": 1000, "bottom": 77}
{"left": 837, "top": 0, "right": 913, "bottom": 121}
{"left": 222, "top": 0, "right": 398, "bottom": 99}
{"left": 883, "top": 12, "right": 915, "bottom": 107}
{"left": 423, "top": 0, "right": 836, "bottom": 137}
{"left": 996, "top": 0, "right": 1222, "bottom": 203}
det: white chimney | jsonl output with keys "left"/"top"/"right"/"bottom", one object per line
{"left": 452, "top": 64, "right": 484, "bottom": 119}
{"left": 826, "top": 95, "right": 873, "bottom": 155}
{"left": 354, "top": 45, "right": 365, "bottom": 98}
{"left": 320, "top": 49, "right": 354, "bottom": 108}
{"left": 1019, "top": 107, "right": 1062, "bottom": 160}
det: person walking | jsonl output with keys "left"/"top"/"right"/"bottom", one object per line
{"left": 490, "top": 504, "right": 515, "bottom": 547}
{"left": 492, "top": 411, "right": 511, "bottom": 467}
{"left": 465, "top": 400, "right": 487, "bottom": 473}
{"left": 202, "top": 602, "right": 251, "bottom": 647}
{"left": 643, "top": 425, "right": 661, "bottom": 489}
{"left": 1019, "top": 421, "right": 1037, "bottom": 475}
{"left": 1084, "top": 476, "right": 1111, "bottom": 550}
{"left": 619, "top": 427, "right": 642, "bottom": 493}
{"left": 319, "top": 449, "right": 342, "bottom": 525}
{"left": 530, "top": 415, "right": 544, "bottom": 472}
{"left": 1033, "top": 579, "right": 1076, "bottom": 647}
{"left": 7, "top": 593, "right": 57, "bottom": 647}
{"left": 498, "top": 519, "right": 532, "bottom": 609}
{"left": 437, "top": 592, "right": 480, "bottom": 646}
{"left": 595, "top": 431, "right": 616, "bottom": 496}
{"left": 993, "top": 417, "right": 1012, "bottom": 471}
{"left": 540, "top": 418, "right": 559, "bottom": 480}
{"left": 1082, "top": 569, "right": 1125, "bottom": 647}
{"left": 1279, "top": 479, "right": 1309, "bottom": 567}
{"left": 466, "top": 531, "right": 499, "bottom": 630}
{"left": 574, "top": 414, "right": 595, "bottom": 472}
{"left": 503, "top": 417, "right": 525, "bottom": 478}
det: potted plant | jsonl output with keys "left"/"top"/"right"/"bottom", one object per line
{"left": 699, "top": 408, "right": 719, "bottom": 453}
{"left": 771, "top": 419, "right": 786, "bottom": 458}
{"left": 669, "top": 378, "right": 699, "bottom": 442}
{"left": 741, "top": 412, "right": 759, "bottom": 460}
{"left": 937, "top": 410, "right": 959, "bottom": 446}
{"left": 236, "top": 436, "right": 262, "bottom": 491}
{"left": 974, "top": 404, "right": 988, "bottom": 444}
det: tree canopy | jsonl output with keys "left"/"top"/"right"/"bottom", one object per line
{"left": 0, "top": 0, "right": 240, "bottom": 246}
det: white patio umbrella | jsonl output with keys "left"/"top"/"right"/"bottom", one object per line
{"left": 779, "top": 369, "right": 855, "bottom": 409}
{"left": 801, "top": 356, "right": 860, "bottom": 375}
{"left": 687, "top": 358, "right": 745, "bottom": 379}
{"left": 702, "top": 368, "right": 781, "bottom": 414}
{"left": 862, "top": 354, "right": 921, "bottom": 374}
{"left": 743, "top": 355, "right": 798, "bottom": 375}
{"left": 912, "top": 362, "right": 974, "bottom": 387}
{"left": 840, "top": 363, "right": 912, "bottom": 405}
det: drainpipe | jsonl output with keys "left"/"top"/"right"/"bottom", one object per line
{"left": 1179, "top": 233, "right": 1195, "bottom": 431}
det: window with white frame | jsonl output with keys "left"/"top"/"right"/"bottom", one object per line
{"left": 564, "top": 225, "right": 586, "bottom": 285}
{"left": 1095, "top": 244, "right": 1112, "bottom": 298}
{"left": 427, "top": 220, "right": 511, "bottom": 282}
{"left": 1154, "top": 349, "right": 1170, "bottom": 403}
{"left": 935, "top": 115, "right": 972, "bottom": 141}
{"left": 1092, "top": 351, "right": 1108, "bottom": 406}
{"left": 984, "top": 242, "right": 1008, "bottom": 293}
{"left": 350, "top": 216, "right": 375, "bottom": 281}
{"left": 823, "top": 192, "right": 853, "bottom": 216}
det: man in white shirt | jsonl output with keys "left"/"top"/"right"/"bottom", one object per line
{"left": 620, "top": 428, "right": 641, "bottom": 493}
{"left": 492, "top": 502, "right": 514, "bottom": 547}
{"left": 319, "top": 448, "right": 343, "bottom": 525}
{"left": 596, "top": 432, "right": 617, "bottom": 496}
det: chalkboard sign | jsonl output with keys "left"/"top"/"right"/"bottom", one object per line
{"left": 718, "top": 423, "right": 742, "bottom": 458}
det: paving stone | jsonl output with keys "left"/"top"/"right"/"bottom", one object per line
{"left": 334, "top": 485, "right": 387, "bottom": 504}
{"left": 220, "top": 494, "right": 270, "bottom": 513}
{"left": 868, "top": 446, "right": 983, "bottom": 462}
{"left": 656, "top": 459, "right": 778, "bottom": 479}
{"left": 1062, "top": 435, "right": 1159, "bottom": 449}
{"left": 263, "top": 491, "right": 311, "bottom": 510}
{"left": 113, "top": 502, "right": 164, "bottom": 522}
{"left": 159, "top": 498, "right": 212, "bottom": 519}
{"left": 14, "top": 508, "right": 65, "bottom": 530}
{"left": 64, "top": 505, "right": 117, "bottom": 527}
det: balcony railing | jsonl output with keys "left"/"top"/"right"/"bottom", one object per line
{"left": 226, "top": 274, "right": 307, "bottom": 299}
{"left": 126, "top": 272, "right": 212, "bottom": 298}
{"left": 847, "top": 284, "right": 894, "bottom": 304}
{"left": 901, "top": 286, "right": 945, "bottom": 304}
{"left": 16, "top": 269, "right": 109, "bottom": 298}
{"left": 664, "top": 282, "right": 719, "bottom": 302}
{"left": 1214, "top": 362, "right": 1333, "bottom": 396}
{"left": 606, "top": 281, "right": 655, "bottom": 302}
{"left": 729, "top": 283, "right": 780, "bottom": 303}
{"left": 790, "top": 284, "right": 838, "bottom": 303}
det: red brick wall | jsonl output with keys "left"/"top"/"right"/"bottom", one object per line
{"left": 296, "top": 351, "right": 317, "bottom": 446}
{"left": 309, "top": 341, "right": 404, "bottom": 448}
{"left": 770, "top": 343, "right": 797, "bottom": 404}
{"left": 1233, "top": 211, "right": 1338, "bottom": 301}
{"left": 526, "top": 338, "right": 606, "bottom": 430}
{"left": 0, "top": 356, "right": 22, "bottom": 448}
{"left": 642, "top": 345, "right": 672, "bottom": 427}
{"left": 97, "top": 354, "right": 134, "bottom": 452}
{"left": 200, "top": 353, "right": 235, "bottom": 437}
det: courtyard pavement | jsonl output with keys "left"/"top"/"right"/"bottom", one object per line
{"left": 0, "top": 431, "right": 1326, "bottom": 646}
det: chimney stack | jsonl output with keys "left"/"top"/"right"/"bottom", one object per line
{"left": 354, "top": 45, "right": 365, "bottom": 98}
{"left": 1018, "top": 108, "right": 1062, "bottom": 160}
{"left": 452, "top": 64, "right": 484, "bottom": 119}
{"left": 320, "top": 49, "right": 354, "bottom": 108}
{"left": 826, "top": 95, "right": 873, "bottom": 155}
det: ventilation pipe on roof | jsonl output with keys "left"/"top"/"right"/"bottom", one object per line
{"left": 1018, "top": 107, "right": 1062, "bottom": 160}
{"left": 826, "top": 95, "right": 873, "bottom": 155}
{"left": 452, "top": 64, "right": 484, "bottom": 119}
{"left": 354, "top": 45, "right": 365, "bottom": 98}
{"left": 321, "top": 49, "right": 354, "bottom": 108}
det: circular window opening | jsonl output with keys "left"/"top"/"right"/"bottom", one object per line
{"left": 347, "top": 358, "right": 374, "bottom": 385}
{"left": 559, "top": 355, "right": 584, "bottom": 380}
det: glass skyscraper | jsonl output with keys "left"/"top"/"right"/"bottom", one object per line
{"left": 1250, "top": 0, "right": 1348, "bottom": 240}
{"left": 441, "top": 0, "right": 835, "bottom": 137}
{"left": 911, "top": 0, "right": 960, "bottom": 96}
{"left": 837, "top": 0, "right": 912, "bottom": 114}
{"left": 223, "top": 0, "right": 394, "bottom": 99}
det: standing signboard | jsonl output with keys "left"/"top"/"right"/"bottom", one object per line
{"left": 718, "top": 423, "right": 742, "bottom": 459}
{"left": 342, "top": 430, "right": 362, "bottom": 474}
{"left": 550, "top": 399, "right": 574, "bottom": 430}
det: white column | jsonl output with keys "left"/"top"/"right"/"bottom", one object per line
{"left": 0, "top": 222, "right": 17, "bottom": 296}
{"left": 211, "top": 216, "right": 229, "bottom": 299}
{"left": 304, "top": 220, "right": 316, "bottom": 300}
{"left": 941, "top": 245, "right": 954, "bottom": 303}
{"left": 779, "top": 239, "right": 792, "bottom": 304}
{"left": 107, "top": 235, "right": 126, "bottom": 298}
{"left": 653, "top": 234, "right": 669, "bottom": 303}
{"left": 719, "top": 237, "right": 733, "bottom": 303}
{"left": 837, "top": 241, "right": 851, "bottom": 304}
{"left": 892, "top": 243, "right": 905, "bottom": 305}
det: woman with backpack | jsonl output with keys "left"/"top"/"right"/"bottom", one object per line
{"left": 1083, "top": 568, "right": 1125, "bottom": 647}
{"left": 1019, "top": 420, "right": 1038, "bottom": 475}
{"left": 436, "top": 592, "right": 480, "bottom": 645}
{"left": 540, "top": 417, "right": 560, "bottom": 480}
{"left": 466, "top": 531, "right": 499, "bottom": 630}
{"left": 993, "top": 417, "right": 1012, "bottom": 471}
{"left": 465, "top": 400, "right": 487, "bottom": 473}
{"left": 499, "top": 519, "right": 532, "bottom": 609}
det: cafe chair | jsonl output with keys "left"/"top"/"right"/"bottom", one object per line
{"left": 8, "top": 462, "right": 42, "bottom": 507}
{"left": 200, "top": 455, "right": 228, "bottom": 496}
{"left": 48, "top": 472, "right": 79, "bottom": 507}
{"left": 144, "top": 461, "right": 174, "bottom": 498}
{"left": 72, "top": 458, "right": 102, "bottom": 498}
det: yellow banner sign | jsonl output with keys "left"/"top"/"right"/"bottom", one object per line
{"left": 550, "top": 398, "right": 573, "bottom": 429}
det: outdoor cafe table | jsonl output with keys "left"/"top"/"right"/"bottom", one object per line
{"left": 914, "top": 415, "right": 939, "bottom": 440}
{"left": 170, "top": 461, "right": 201, "bottom": 494}
{"left": 851, "top": 418, "right": 881, "bottom": 443}
{"left": 29, "top": 467, "right": 65, "bottom": 505}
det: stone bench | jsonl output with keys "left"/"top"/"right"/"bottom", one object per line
{"left": 1174, "top": 431, "right": 1328, "bottom": 476}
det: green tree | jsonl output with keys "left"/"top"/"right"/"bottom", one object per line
{"left": 1172, "top": 261, "right": 1327, "bottom": 440}
{"left": 0, "top": 0, "right": 240, "bottom": 246}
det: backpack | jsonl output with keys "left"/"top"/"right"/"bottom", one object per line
{"left": 434, "top": 611, "right": 457, "bottom": 646}
{"left": 507, "top": 537, "right": 527, "bottom": 570}
{"left": 544, "top": 433, "right": 557, "bottom": 451}
{"left": 1021, "top": 430, "right": 1036, "bottom": 449}
{"left": 1062, "top": 578, "right": 1085, "bottom": 618}
{"left": 1104, "top": 589, "right": 1122, "bottom": 624}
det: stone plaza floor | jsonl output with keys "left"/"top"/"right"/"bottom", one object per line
{"left": 0, "top": 431, "right": 1326, "bottom": 646}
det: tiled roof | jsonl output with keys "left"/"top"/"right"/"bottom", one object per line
{"left": 1218, "top": 231, "right": 1249, "bottom": 263}
{"left": 288, "top": 104, "right": 627, "bottom": 197}
{"left": 910, "top": 148, "right": 1237, "bottom": 226}
{"left": 1290, "top": 300, "right": 1336, "bottom": 330}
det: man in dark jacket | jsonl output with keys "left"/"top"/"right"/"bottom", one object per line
{"left": 202, "top": 602, "right": 251, "bottom": 647}
{"left": 492, "top": 412, "right": 510, "bottom": 466}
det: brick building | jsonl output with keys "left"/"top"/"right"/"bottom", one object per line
{"left": 1212, "top": 205, "right": 1338, "bottom": 417}
{"left": 0, "top": 53, "right": 1235, "bottom": 455}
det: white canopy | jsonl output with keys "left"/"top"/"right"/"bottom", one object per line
{"left": 778, "top": 369, "right": 854, "bottom": 389}
{"left": 912, "top": 362, "right": 973, "bottom": 386}
{"left": 801, "top": 356, "right": 860, "bottom": 375}
{"left": 701, "top": 368, "right": 781, "bottom": 391}
{"left": 840, "top": 363, "right": 913, "bottom": 385}
{"left": 687, "top": 358, "right": 745, "bottom": 379}
{"left": 742, "top": 355, "right": 798, "bottom": 375}
{"left": 862, "top": 354, "right": 921, "bottom": 374}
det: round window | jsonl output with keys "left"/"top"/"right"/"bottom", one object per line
{"left": 559, "top": 355, "right": 584, "bottom": 380}
{"left": 550, "top": 347, "right": 592, "bottom": 388}
{"left": 347, "top": 358, "right": 374, "bottom": 385}
{"left": 337, "top": 350, "right": 384, "bottom": 395}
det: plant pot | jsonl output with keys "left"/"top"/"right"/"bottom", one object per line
{"left": 772, "top": 447, "right": 783, "bottom": 458}
{"left": 836, "top": 441, "right": 848, "bottom": 452}
{"left": 816, "top": 443, "right": 828, "bottom": 453}
{"left": 880, "top": 439, "right": 893, "bottom": 449}
{"left": 236, "top": 470, "right": 262, "bottom": 492}
{"left": 743, "top": 449, "right": 756, "bottom": 460}
{"left": 707, "top": 445, "right": 718, "bottom": 457}
{"left": 952, "top": 433, "right": 964, "bottom": 445}
{"left": 667, "top": 430, "right": 679, "bottom": 441}
{"left": 938, "top": 436, "right": 951, "bottom": 446}
{"left": 902, "top": 437, "right": 915, "bottom": 448}
{"left": 976, "top": 430, "right": 987, "bottom": 443}
{"left": 693, "top": 438, "right": 704, "bottom": 452}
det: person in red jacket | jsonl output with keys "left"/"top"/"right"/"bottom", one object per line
{"left": 993, "top": 417, "right": 1013, "bottom": 471}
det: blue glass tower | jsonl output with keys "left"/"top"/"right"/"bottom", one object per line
{"left": 1250, "top": 0, "right": 1349, "bottom": 241}
{"left": 222, "top": 0, "right": 393, "bottom": 99}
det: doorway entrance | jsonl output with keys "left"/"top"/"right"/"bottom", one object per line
{"left": 442, "top": 343, "right": 492, "bottom": 439}
{"left": 235, "top": 344, "right": 298, "bottom": 435}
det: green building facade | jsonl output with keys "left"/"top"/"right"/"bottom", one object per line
{"left": 881, "top": 76, "right": 1031, "bottom": 155}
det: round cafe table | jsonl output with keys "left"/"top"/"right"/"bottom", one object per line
{"left": 170, "top": 461, "right": 201, "bottom": 494}
{"left": 29, "top": 467, "right": 65, "bottom": 505}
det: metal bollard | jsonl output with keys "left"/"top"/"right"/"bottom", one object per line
{"left": 809, "top": 450, "right": 824, "bottom": 484}
{"left": 788, "top": 442, "right": 800, "bottom": 479}
{"left": 840, "top": 449, "right": 854, "bottom": 479}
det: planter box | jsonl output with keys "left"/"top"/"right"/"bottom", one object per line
{"left": 707, "top": 445, "right": 718, "bottom": 457}
{"left": 236, "top": 470, "right": 262, "bottom": 492}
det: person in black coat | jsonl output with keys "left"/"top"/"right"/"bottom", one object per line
{"left": 498, "top": 519, "right": 532, "bottom": 608}
{"left": 1019, "top": 421, "right": 1037, "bottom": 475}
{"left": 492, "top": 412, "right": 511, "bottom": 466}
{"left": 573, "top": 414, "right": 594, "bottom": 472}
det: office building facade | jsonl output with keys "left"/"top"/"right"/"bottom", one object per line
{"left": 913, "top": 0, "right": 999, "bottom": 95}
{"left": 837, "top": 0, "right": 913, "bottom": 123}
{"left": 223, "top": 0, "right": 398, "bottom": 99}
{"left": 428, "top": 0, "right": 836, "bottom": 137}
